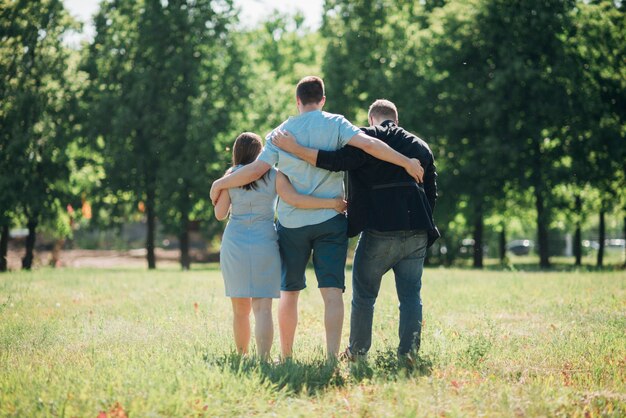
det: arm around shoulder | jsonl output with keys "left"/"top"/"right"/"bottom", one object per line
{"left": 210, "top": 160, "right": 271, "bottom": 204}
{"left": 347, "top": 132, "right": 424, "bottom": 182}
{"left": 224, "top": 160, "right": 271, "bottom": 186}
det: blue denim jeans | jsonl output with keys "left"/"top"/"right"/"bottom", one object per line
{"left": 349, "top": 229, "right": 428, "bottom": 356}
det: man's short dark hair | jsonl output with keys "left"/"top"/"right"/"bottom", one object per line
{"left": 368, "top": 99, "right": 398, "bottom": 122}
{"left": 296, "top": 76, "right": 325, "bottom": 105}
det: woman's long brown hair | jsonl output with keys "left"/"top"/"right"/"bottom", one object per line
{"left": 232, "top": 132, "right": 269, "bottom": 190}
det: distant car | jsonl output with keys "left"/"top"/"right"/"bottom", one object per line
{"left": 582, "top": 240, "right": 600, "bottom": 250}
{"left": 459, "top": 238, "right": 488, "bottom": 256}
{"left": 606, "top": 239, "right": 625, "bottom": 249}
{"left": 506, "top": 239, "right": 534, "bottom": 256}
{"left": 459, "top": 239, "right": 473, "bottom": 255}
{"left": 9, "top": 228, "right": 29, "bottom": 239}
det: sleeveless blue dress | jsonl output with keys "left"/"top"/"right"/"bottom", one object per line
{"left": 220, "top": 167, "right": 280, "bottom": 298}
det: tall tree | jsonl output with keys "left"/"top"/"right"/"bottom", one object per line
{"left": 565, "top": 0, "right": 626, "bottom": 267}
{"left": 157, "top": 0, "right": 247, "bottom": 270}
{"left": 473, "top": 0, "right": 582, "bottom": 268}
{"left": 424, "top": 0, "right": 514, "bottom": 268}
{"left": 84, "top": 0, "right": 252, "bottom": 269}
{"left": 0, "top": 0, "right": 78, "bottom": 270}
{"left": 322, "top": 0, "right": 393, "bottom": 121}
{"left": 84, "top": 0, "right": 160, "bottom": 269}
{"left": 322, "top": 0, "right": 511, "bottom": 268}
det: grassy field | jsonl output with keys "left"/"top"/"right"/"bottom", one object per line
{"left": 0, "top": 266, "right": 624, "bottom": 417}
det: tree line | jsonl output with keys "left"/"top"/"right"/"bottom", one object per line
{"left": 321, "top": 0, "right": 625, "bottom": 268}
{"left": 1, "top": 0, "right": 624, "bottom": 271}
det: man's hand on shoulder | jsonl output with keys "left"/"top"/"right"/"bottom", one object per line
{"left": 272, "top": 130, "right": 299, "bottom": 154}
{"left": 272, "top": 130, "right": 319, "bottom": 166}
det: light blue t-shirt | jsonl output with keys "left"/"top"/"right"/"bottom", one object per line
{"left": 258, "top": 110, "right": 361, "bottom": 228}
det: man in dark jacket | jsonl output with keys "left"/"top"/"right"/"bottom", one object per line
{"left": 273, "top": 99, "right": 438, "bottom": 360}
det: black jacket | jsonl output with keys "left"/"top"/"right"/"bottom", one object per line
{"left": 316, "top": 120, "right": 440, "bottom": 246}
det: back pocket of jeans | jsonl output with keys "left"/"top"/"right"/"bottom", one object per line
{"left": 360, "top": 232, "right": 393, "bottom": 260}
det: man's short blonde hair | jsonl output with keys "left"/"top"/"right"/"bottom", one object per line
{"left": 368, "top": 99, "right": 398, "bottom": 122}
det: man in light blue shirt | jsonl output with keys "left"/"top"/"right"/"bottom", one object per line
{"left": 210, "top": 76, "right": 423, "bottom": 360}
{"left": 257, "top": 109, "right": 362, "bottom": 229}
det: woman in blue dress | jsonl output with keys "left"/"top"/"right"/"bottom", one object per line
{"left": 214, "top": 132, "right": 346, "bottom": 360}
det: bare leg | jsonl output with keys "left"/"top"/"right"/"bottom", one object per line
{"left": 251, "top": 298, "right": 273, "bottom": 360}
{"left": 278, "top": 290, "right": 300, "bottom": 359}
{"left": 231, "top": 298, "right": 251, "bottom": 355}
{"left": 320, "top": 287, "right": 344, "bottom": 359}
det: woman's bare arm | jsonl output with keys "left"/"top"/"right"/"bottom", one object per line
{"left": 275, "top": 171, "right": 346, "bottom": 213}
{"left": 213, "top": 190, "right": 231, "bottom": 220}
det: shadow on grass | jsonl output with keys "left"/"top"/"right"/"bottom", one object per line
{"left": 206, "top": 353, "right": 342, "bottom": 395}
{"left": 204, "top": 349, "right": 433, "bottom": 395}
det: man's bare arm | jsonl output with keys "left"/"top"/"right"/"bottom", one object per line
{"left": 210, "top": 160, "right": 271, "bottom": 204}
{"left": 273, "top": 130, "right": 424, "bottom": 182}
{"left": 347, "top": 132, "right": 424, "bottom": 182}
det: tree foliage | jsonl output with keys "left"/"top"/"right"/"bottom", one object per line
{"left": 0, "top": 0, "right": 79, "bottom": 269}
{"left": 1, "top": 0, "right": 623, "bottom": 271}
{"left": 83, "top": 0, "right": 247, "bottom": 269}
{"left": 321, "top": 0, "right": 625, "bottom": 268}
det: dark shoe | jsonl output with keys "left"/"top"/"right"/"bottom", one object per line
{"left": 339, "top": 347, "right": 355, "bottom": 362}
{"left": 398, "top": 353, "right": 415, "bottom": 369}
{"left": 398, "top": 351, "right": 433, "bottom": 375}
{"left": 340, "top": 347, "right": 368, "bottom": 362}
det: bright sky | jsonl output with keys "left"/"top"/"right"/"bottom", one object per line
{"left": 63, "top": 0, "right": 324, "bottom": 43}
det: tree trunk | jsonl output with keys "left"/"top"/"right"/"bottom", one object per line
{"left": 597, "top": 208, "right": 605, "bottom": 268}
{"left": 574, "top": 195, "right": 582, "bottom": 266}
{"left": 530, "top": 135, "right": 550, "bottom": 269}
{"left": 0, "top": 223, "right": 8, "bottom": 272}
{"left": 499, "top": 223, "right": 506, "bottom": 265}
{"left": 574, "top": 223, "right": 582, "bottom": 266}
{"left": 146, "top": 189, "right": 156, "bottom": 270}
{"left": 22, "top": 219, "right": 38, "bottom": 270}
{"left": 473, "top": 210, "right": 483, "bottom": 269}
{"left": 180, "top": 217, "right": 190, "bottom": 271}
{"left": 534, "top": 189, "right": 550, "bottom": 268}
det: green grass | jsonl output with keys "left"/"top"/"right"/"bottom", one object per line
{"left": 1, "top": 267, "right": 625, "bottom": 417}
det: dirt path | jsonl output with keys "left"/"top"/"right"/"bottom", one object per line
{"left": 4, "top": 248, "right": 207, "bottom": 270}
